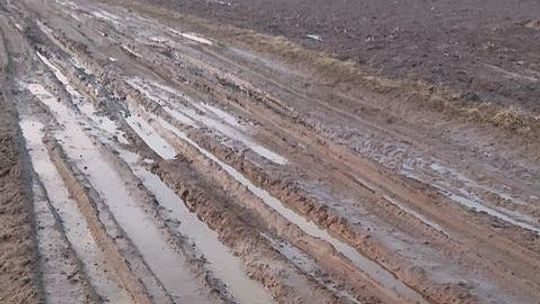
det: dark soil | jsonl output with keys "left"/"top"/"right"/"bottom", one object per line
{"left": 150, "top": 0, "right": 540, "bottom": 113}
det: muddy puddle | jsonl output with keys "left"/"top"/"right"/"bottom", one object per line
{"left": 263, "top": 234, "right": 360, "bottom": 304}
{"left": 31, "top": 177, "right": 87, "bottom": 304}
{"left": 91, "top": 9, "right": 121, "bottom": 25}
{"left": 382, "top": 195, "right": 448, "bottom": 236}
{"left": 155, "top": 116, "right": 428, "bottom": 304}
{"left": 36, "top": 51, "right": 129, "bottom": 145}
{"left": 57, "top": 75, "right": 276, "bottom": 303}
{"left": 36, "top": 52, "right": 77, "bottom": 97}
{"left": 125, "top": 108, "right": 177, "bottom": 159}
{"left": 168, "top": 29, "right": 213, "bottom": 45}
{"left": 26, "top": 83, "right": 212, "bottom": 303}
{"left": 128, "top": 78, "right": 288, "bottom": 165}
{"left": 53, "top": 70, "right": 276, "bottom": 302}
{"left": 78, "top": 102, "right": 130, "bottom": 145}
{"left": 118, "top": 149, "right": 274, "bottom": 304}
{"left": 450, "top": 191, "right": 540, "bottom": 234}
{"left": 21, "top": 119, "right": 129, "bottom": 303}
{"left": 405, "top": 171, "right": 540, "bottom": 234}
{"left": 121, "top": 45, "right": 143, "bottom": 58}
{"left": 27, "top": 70, "right": 274, "bottom": 303}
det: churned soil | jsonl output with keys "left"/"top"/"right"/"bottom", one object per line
{"left": 0, "top": 93, "right": 41, "bottom": 303}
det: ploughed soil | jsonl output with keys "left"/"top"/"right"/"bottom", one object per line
{"left": 151, "top": 0, "right": 540, "bottom": 113}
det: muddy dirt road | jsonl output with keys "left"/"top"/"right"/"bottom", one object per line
{"left": 0, "top": 0, "right": 539, "bottom": 303}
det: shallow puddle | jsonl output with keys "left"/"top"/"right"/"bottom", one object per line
{"left": 118, "top": 149, "right": 274, "bottom": 304}
{"left": 79, "top": 103, "right": 130, "bottom": 145}
{"left": 406, "top": 172, "right": 540, "bottom": 234}
{"left": 121, "top": 45, "right": 143, "bottom": 58}
{"left": 157, "top": 117, "right": 428, "bottom": 304}
{"left": 36, "top": 51, "right": 129, "bottom": 144}
{"left": 128, "top": 78, "right": 288, "bottom": 165}
{"left": 200, "top": 103, "right": 243, "bottom": 128}
{"left": 382, "top": 194, "right": 448, "bottom": 236}
{"left": 68, "top": 82, "right": 274, "bottom": 303}
{"left": 21, "top": 119, "right": 129, "bottom": 303}
{"left": 91, "top": 10, "right": 121, "bottom": 25}
{"left": 125, "top": 108, "right": 177, "bottom": 159}
{"left": 27, "top": 83, "right": 212, "bottom": 303}
{"left": 169, "top": 29, "right": 213, "bottom": 45}
{"left": 263, "top": 234, "right": 360, "bottom": 304}
{"left": 31, "top": 178, "right": 85, "bottom": 304}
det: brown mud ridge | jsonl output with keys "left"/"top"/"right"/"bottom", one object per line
{"left": 0, "top": 0, "right": 539, "bottom": 303}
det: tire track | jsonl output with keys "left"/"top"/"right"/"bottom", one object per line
{"left": 22, "top": 119, "right": 130, "bottom": 304}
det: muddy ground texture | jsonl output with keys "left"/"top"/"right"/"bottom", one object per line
{"left": 154, "top": 0, "right": 540, "bottom": 113}
{"left": 0, "top": 0, "right": 539, "bottom": 303}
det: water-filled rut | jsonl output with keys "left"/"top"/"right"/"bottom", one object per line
{"left": 21, "top": 119, "right": 129, "bottom": 303}
{"left": 152, "top": 113, "right": 429, "bottom": 304}
{"left": 26, "top": 82, "right": 214, "bottom": 304}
